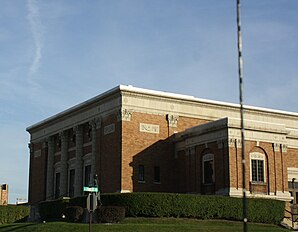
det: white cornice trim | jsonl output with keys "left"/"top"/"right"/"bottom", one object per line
{"left": 27, "top": 85, "right": 298, "bottom": 148}
{"left": 120, "top": 85, "right": 298, "bottom": 117}
{"left": 27, "top": 85, "right": 298, "bottom": 133}
{"left": 26, "top": 85, "right": 122, "bottom": 132}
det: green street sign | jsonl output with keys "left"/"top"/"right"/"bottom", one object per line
{"left": 83, "top": 186, "right": 99, "bottom": 192}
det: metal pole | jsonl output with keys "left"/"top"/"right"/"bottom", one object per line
{"left": 236, "top": 0, "right": 247, "bottom": 232}
{"left": 89, "top": 211, "right": 92, "bottom": 232}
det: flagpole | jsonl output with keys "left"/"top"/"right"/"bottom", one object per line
{"left": 236, "top": 0, "right": 247, "bottom": 231}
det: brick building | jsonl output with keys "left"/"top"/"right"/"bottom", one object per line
{"left": 0, "top": 184, "right": 8, "bottom": 206}
{"left": 27, "top": 85, "right": 298, "bottom": 205}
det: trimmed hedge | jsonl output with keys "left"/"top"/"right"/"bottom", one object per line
{"left": 38, "top": 193, "right": 285, "bottom": 225}
{"left": 0, "top": 205, "right": 29, "bottom": 224}
{"left": 100, "top": 193, "right": 285, "bottom": 224}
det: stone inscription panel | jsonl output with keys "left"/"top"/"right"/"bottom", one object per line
{"left": 34, "top": 150, "right": 41, "bottom": 158}
{"left": 139, "top": 123, "right": 160, "bottom": 134}
{"left": 104, "top": 124, "right": 115, "bottom": 135}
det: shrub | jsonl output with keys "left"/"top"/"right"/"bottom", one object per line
{"left": 37, "top": 193, "right": 285, "bottom": 225}
{"left": 64, "top": 206, "right": 84, "bottom": 222}
{"left": 38, "top": 198, "right": 69, "bottom": 221}
{"left": 0, "top": 205, "right": 29, "bottom": 224}
{"left": 100, "top": 193, "right": 285, "bottom": 224}
{"left": 247, "top": 198, "right": 285, "bottom": 224}
{"left": 69, "top": 196, "right": 87, "bottom": 208}
{"left": 97, "top": 206, "right": 125, "bottom": 223}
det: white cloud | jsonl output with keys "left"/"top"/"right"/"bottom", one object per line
{"left": 27, "top": 0, "right": 44, "bottom": 77}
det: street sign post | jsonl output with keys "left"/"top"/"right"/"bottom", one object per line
{"left": 87, "top": 193, "right": 97, "bottom": 212}
{"left": 84, "top": 174, "right": 100, "bottom": 232}
{"left": 83, "top": 186, "right": 99, "bottom": 193}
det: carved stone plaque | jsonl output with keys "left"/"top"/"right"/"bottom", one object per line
{"left": 139, "top": 123, "right": 160, "bottom": 134}
{"left": 34, "top": 150, "right": 41, "bottom": 158}
{"left": 104, "top": 124, "right": 115, "bottom": 135}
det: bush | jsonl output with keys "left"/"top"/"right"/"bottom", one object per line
{"left": 97, "top": 206, "right": 125, "bottom": 223}
{"left": 69, "top": 196, "right": 87, "bottom": 208}
{"left": 0, "top": 205, "right": 29, "bottom": 224}
{"left": 100, "top": 193, "right": 285, "bottom": 224}
{"left": 64, "top": 206, "right": 84, "bottom": 222}
{"left": 37, "top": 193, "right": 285, "bottom": 225}
{"left": 38, "top": 198, "right": 69, "bottom": 221}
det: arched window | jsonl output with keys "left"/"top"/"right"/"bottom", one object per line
{"left": 250, "top": 152, "right": 266, "bottom": 183}
{"left": 202, "top": 153, "right": 214, "bottom": 184}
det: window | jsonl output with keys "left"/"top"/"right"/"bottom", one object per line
{"left": 138, "top": 165, "right": 145, "bottom": 182}
{"left": 2, "top": 184, "right": 7, "bottom": 190}
{"left": 288, "top": 179, "right": 298, "bottom": 205}
{"left": 69, "top": 169, "right": 75, "bottom": 198}
{"left": 88, "top": 127, "right": 92, "bottom": 141}
{"left": 251, "top": 159, "right": 264, "bottom": 182}
{"left": 204, "top": 160, "right": 214, "bottom": 184}
{"left": 203, "top": 154, "right": 214, "bottom": 184}
{"left": 71, "top": 134, "right": 76, "bottom": 145}
{"left": 84, "top": 165, "right": 92, "bottom": 186}
{"left": 288, "top": 181, "right": 298, "bottom": 189}
{"left": 154, "top": 166, "right": 160, "bottom": 183}
{"left": 250, "top": 153, "right": 265, "bottom": 183}
{"left": 55, "top": 173, "right": 60, "bottom": 199}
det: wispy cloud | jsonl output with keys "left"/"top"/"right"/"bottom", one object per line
{"left": 27, "top": 0, "right": 43, "bottom": 77}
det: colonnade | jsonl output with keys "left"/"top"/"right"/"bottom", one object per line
{"left": 45, "top": 119, "right": 100, "bottom": 199}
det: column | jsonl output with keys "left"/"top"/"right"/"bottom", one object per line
{"left": 89, "top": 118, "right": 101, "bottom": 183}
{"left": 89, "top": 120, "right": 97, "bottom": 182}
{"left": 46, "top": 137, "right": 54, "bottom": 200}
{"left": 59, "top": 131, "right": 68, "bottom": 197}
{"left": 74, "top": 125, "right": 83, "bottom": 197}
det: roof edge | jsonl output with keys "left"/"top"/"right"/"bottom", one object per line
{"left": 27, "top": 85, "right": 298, "bottom": 132}
{"left": 120, "top": 85, "right": 298, "bottom": 117}
{"left": 26, "top": 85, "right": 122, "bottom": 132}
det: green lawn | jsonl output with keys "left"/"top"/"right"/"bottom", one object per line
{"left": 0, "top": 218, "right": 288, "bottom": 232}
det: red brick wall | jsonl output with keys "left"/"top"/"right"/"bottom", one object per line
{"left": 28, "top": 142, "right": 47, "bottom": 204}
{"left": 97, "top": 113, "right": 121, "bottom": 193}
{"left": 121, "top": 112, "right": 209, "bottom": 193}
{"left": 122, "top": 112, "right": 171, "bottom": 192}
{"left": 228, "top": 140, "right": 293, "bottom": 194}
{"left": 284, "top": 147, "right": 298, "bottom": 189}
{"left": 174, "top": 142, "right": 229, "bottom": 194}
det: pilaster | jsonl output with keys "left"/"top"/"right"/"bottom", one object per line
{"left": 167, "top": 114, "right": 179, "bottom": 128}
{"left": 117, "top": 108, "right": 132, "bottom": 122}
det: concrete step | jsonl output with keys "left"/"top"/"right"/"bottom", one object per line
{"left": 282, "top": 217, "right": 298, "bottom": 230}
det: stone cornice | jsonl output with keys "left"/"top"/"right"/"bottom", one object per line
{"left": 175, "top": 117, "right": 297, "bottom": 151}
{"left": 120, "top": 85, "right": 298, "bottom": 117}
{"left": 121, "top": 89, "right": 298, "bottom": 131}
{"left": 29, "top": 100, "right": 117, "bottom": 142}
{"left": 27, "top": 89, "right": 121, "bottom": 133}
{"left": 27, "top": 86, "right": 298, "bottom": 148}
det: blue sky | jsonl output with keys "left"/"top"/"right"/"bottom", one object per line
{"left": 0, "top": 0, "right": 297, "bottom": 204}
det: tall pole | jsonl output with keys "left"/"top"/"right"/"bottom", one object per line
{"left": 236, "top": 0, "right": 247, "bottom": 231}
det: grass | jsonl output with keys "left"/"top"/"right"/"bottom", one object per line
{"left": 0, "top": 218, "right": 289, "bottom": 232}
